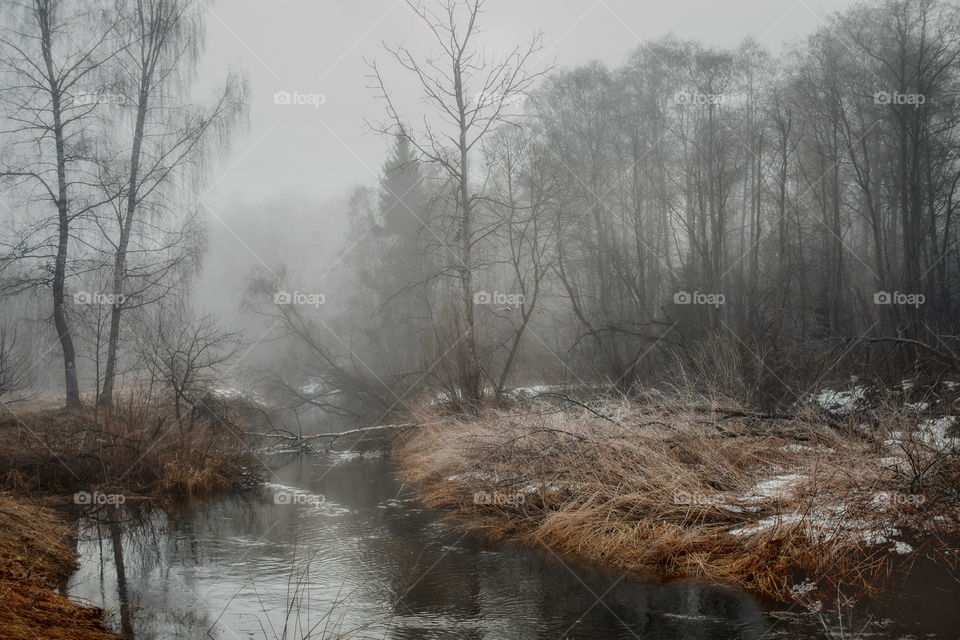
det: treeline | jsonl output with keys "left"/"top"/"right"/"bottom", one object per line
{"left": 287, "top": 0, "right": 960, "bottom": 416}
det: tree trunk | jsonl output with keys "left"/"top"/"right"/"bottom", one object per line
{"left": 100, "top": 60, "right": 151, "bottom": 408}
{"left": 40, "top": 4, "right": 81, "bottom": 408}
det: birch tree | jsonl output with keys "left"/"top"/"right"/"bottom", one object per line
{"left": 97, "top": 0, "right": 246, "bottom": 407}
{"left": 0, "top": 0, "right": 120, "bottom": 406}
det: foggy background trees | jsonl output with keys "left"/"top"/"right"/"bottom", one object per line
{"left": 2, "top": 0, "right": 959, "bottom": 421}
{"left": 335, "top": 0, "right": 960, "bottom": 412}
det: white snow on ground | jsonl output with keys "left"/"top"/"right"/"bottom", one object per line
{"left": 210, "top": 386, "right": 266, "bottom": 406}
{"left": 917, "top": 416, "right": 959, "bottom": 448}
{"left": 300, "top": 377, "right": 324, "bottom": 395}
{"left": 728, "top": 505, "right": 914, "bottom": 554}
{"left": 729, "top": 513, "right": 804, "bottom": 535}
{"left": 447, "top": 470, "right": 503, "bottom": 483}
{"left": 883, "top": 417, "right": 959, "bottom": 451}
{"left": 447, "top": 473, "right": 580, "bottom": 495}
{"left": 510, "top": 385, "right": 568, "bottom": 396}
{"left": 433, "top": 384, "right": 598, "bottom": 404}
{"left": 878, "top": 456, "right": 907, "bottom": 472}
{"left": 211, "top": 387, "right": 244, "bottom": 399}
{"left": 903, "top": 401, "right": 930, "bottom": 413}
{"left": 781, "top": 443, "right": 833, "bottom": 454}
{"left": 814, "top": 386, "right": 868, "bottom": 415}
{"left": 725, "top": 469, "right": 919, "bottom": 554}
{"left": 890, "top": 540, "right": 915, "bottom": 554}
{"left": 741, "top": 473, "right": 804, "bottom": 502}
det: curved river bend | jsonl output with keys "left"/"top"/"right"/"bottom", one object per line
{"left": 66, "top": 451, "right": 950, "bottom": 639}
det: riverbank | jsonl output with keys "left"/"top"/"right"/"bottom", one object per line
{"left": 0, "top": 493, "right": 121, "bottom": 640}
{"left": 0, "top": 401, "right": 262, "bottom": 496}
{"left": 0, "top": 400, "right": 264, "bottom": 637}
{"left": 396, "top": 391, "right": 960, "bottom": 606}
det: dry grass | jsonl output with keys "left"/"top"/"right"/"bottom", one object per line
{"left": 396, "top": 392, "right": 960, "bottom": 605}
{"left": 0, "top": 396, "right": 262, "bottom": 498}
{"left": 0, "top": 396, "right": 263, "bottom": 638}
{"left": 0, "top": 493, "right": 121, "bottom": 640}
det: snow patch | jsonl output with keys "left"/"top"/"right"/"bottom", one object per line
{"left": 781, "top": 444, "right": 833, "bottom": 454}
{"left": 741, "top": 473, "right": 803, "bottom": 503}
{"left": 814, "top": 386, "right": 869, "bottom": 416}
{"left": 728, "top": 506, "right": 914, "bottom": 554}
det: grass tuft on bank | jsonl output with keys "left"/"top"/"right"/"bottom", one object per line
{"left": 397, "top": 392, "right": 960, "bottom": 605}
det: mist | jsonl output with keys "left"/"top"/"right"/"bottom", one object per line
{"left": 1, "top": 1, "right": 959, "bottom": 639}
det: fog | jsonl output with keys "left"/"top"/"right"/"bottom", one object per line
{"left": 3, "top": 2, "right": 960, "bottom": 637}
{"left": 2, "top": 0, "right": 956, "bottom": 420}
{"left": 197, "top": 0, "right": 859, "bottom": 205}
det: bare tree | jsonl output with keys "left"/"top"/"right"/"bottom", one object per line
{"left": 481, "top": 126, "right": 561, "bottom": 394}
{"left": 0, "top": 0, "right": 121, "bottom": 406}
{"left": 138, "top": 302, "right": 242, "bottom": 421}
{"left": 97, "top": 0, "right": 247, "bottom": 408}
{"left": 369, "top": 0, "right": 547, "bottom": 408}
{"left": 0, "top": 326, "right": 29, "bottom": 400}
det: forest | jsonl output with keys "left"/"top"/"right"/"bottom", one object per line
{"left": 0, "top": 1, "right": 958, "bottom": 639}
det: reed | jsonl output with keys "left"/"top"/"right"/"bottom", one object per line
{"left": 396, "top": 392, "right": 960, "bottom": 605}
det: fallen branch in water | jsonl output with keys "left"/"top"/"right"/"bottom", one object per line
{"left": 303, "top": 423, "right": 413, "bottom": 439}
{"left": 253, "top": 423, "right": 415, "bottom": 450}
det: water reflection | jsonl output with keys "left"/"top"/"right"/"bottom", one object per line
{"left": 64, "top": 452, "right": 893, "bottom": 639}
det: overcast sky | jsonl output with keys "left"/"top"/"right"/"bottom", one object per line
{"left": 196, "top": 0, "right": 860, "bottom": 210}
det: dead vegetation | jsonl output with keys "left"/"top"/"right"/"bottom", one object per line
{"left": 0, "top": 494, "right": 121, "bottom": 640}
{"left": 396, "top": 391, "right": 960, "bottom": 605}
{"left": 0, "top": 395, "right": 263, "bottom": 498}
{"left": 0, "top": 396, "right": 264, "bottom": 637}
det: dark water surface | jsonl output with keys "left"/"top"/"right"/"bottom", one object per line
{"left": 65, "top": 451, "right": 956, "bottom": 639}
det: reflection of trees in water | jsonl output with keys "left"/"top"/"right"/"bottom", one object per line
{"left": 384, "top": 544, "right": 768, "bottom": 640}
{"left": 69, "top": 456, "right": 773, "bottom": 640}
{"left": 74, "top": 503, "right": 220, "bottom": 639}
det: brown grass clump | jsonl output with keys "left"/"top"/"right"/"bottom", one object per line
{"left": 396, "top": 393, "right": 960, "bottom": 605}
{"left": 0, "top": 493, "right": 121, "bottom": 640}
{"left": 158, "top": 457, "right": 230, "bottom": 496}
{"left": 0, "top": 397, "right": 261, "bottom": 498}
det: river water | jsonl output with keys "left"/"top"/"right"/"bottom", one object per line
{"left": 65, "top": 450, "right": 955, "bottom": 639}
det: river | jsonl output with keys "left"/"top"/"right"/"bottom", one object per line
{"left": 65, "top": 450, "right": 954, "bottom": 639}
